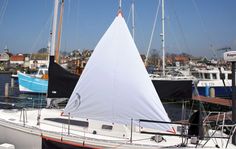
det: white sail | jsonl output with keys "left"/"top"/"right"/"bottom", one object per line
{"left": 64, "top": 13, "right": 172, "bottom": 131}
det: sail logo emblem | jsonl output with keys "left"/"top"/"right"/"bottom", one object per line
{"left": 74, "top": 93, "right": 81, "bottom": 109}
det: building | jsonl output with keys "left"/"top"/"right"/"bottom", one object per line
{"left": 30, "top": 53, "right": 49, "bottom": 69}
{"left": 0, "top": 52, "right": 11, "bottom": 63}
{"left": 174, "top": 55, "right": 190, "bottom": 65}
{"left": 10, "top": 54, "right": 25, "bottom": 65}
{"left": 0, "top": 51, "right": 12, "bottom": 70}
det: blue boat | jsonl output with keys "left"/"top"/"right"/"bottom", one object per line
{"left": 18, "top": 71, "right": 48, "bottom": 93}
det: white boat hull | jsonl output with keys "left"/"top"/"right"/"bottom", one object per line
{"left": 0, "top": 109, "right": 235, "bottom": 149}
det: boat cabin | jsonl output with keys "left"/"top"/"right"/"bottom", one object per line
{"left": 191, "top": 68, "right": 231, "bottom": 80}
{"left": 34, "top": 67, "right": 48, "bottom": 79}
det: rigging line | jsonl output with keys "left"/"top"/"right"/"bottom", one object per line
{"left": 0, "top": 0, "right": 5, "bottom": 17}
{"left": 65, "top": 0, "right": 71, "bottom": 26}
{"left": 74, "top": 0, "right": 80, "bottom": 49}
{"left": 126, "top": 1, "right": 132, "bottom": 27}
{"left": 0, "top": 0, "right": 6, "bottom": 23}
{"left": 0, "top": 0, "right": 7, "bottom": 21}
{"left": 144, "top": 0, "right": 161, "bottom": 66}
{"left": 0, "top": 0, "right": 8, "bottom": 25}
{"left": 191, "top": 0, "right": 217, "bottom": 59}
{"left": 63, "top": 0, "right": 71, "bottom": 52}
{"left": 127, "top": 0, "right": 135, "bottom": 39}
{"left": 165, "top": 14, "right": 182, "bottom": 54}
{"left": 172, "top": 5, "right": 190, "bottom": 54}
{"left": 30, "top": 11, "right": 53, "bottom": 52}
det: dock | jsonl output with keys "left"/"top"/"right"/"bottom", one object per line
{"left": 192, "top": 95, "right": 232, "bottom": 107}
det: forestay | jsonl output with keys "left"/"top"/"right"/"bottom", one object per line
{"left": 64, "top": 13, "right": 172, "bottom": 131}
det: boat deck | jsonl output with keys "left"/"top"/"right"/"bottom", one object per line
{"left": 0, "top": 108, "right": 235, "bottom": 149}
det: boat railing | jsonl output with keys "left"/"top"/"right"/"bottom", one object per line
{"left": 203, "top": 111, "right": 231, "bottom": 124}
{"left": 203, "top": 111, "right": 233, "bottom": 135}
{"left": 201, "top": 111, "right": 235, "bottom": 148}
{"left": 139, "top": 118, "right": 235, "bottom": 148}
{"left": 19, "top": 108, "right": 27, "bottom": 126}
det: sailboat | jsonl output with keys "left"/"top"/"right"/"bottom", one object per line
{"left": 0, "top": 1, "right": 235, "bottom": 148}
{"left": 145, "top": 0, "right": 194, "bottom": 100}
{"left": 17, "top": 67, "right": 48, "bottom": 93}
{"left": 17, "top": 0, "right": 79, "bottom": 98}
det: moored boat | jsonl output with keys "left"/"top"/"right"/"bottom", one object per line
{"left": 17, "top": 67, "right": 48, "bottom": 93}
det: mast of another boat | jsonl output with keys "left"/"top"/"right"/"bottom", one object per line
{"left": 46, "top": 0, "right": 59, "bottom": 107}
{"left": 131, "top": 0, "right": 135, "bottom": 39}
{"left": 46, "top": 30, "right": 52, "bottom": 68}
{"left": 55, "top": 0, "right": 64, "bottom": 63}
{"left": 161, "top": 0, "right": 165, "bottom": 76}
{"left": 50, "top": 0, "right": 59, "bottom": 59}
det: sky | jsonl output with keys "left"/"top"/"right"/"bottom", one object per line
{"left": 0, "top": 0, "right": 236, "bottom": 58}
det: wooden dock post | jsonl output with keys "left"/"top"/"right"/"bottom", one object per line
{"left": 5, "top": 83, "right": 9, "bottom": 97}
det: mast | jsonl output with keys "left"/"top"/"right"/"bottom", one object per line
{"left": 50, "top": 0, "right": 59, "bottom": 57}
{"left": 131, "top": 0, "right": 135, "bottom": 39}
{"left": 117, "top": 0, "right": 123, "bottom": 16}
{"left": 161, "top": 0, "right": 165, "bottom": 76}
{"left": 55, "top": 0, "right": 64, "bottom": 63}
{"left": 119, "top": 0, "right": 122, "bottom": 9}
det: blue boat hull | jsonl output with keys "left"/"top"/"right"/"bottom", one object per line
{"left": 194, "top": 86, "right": 231, "bottom": 98}
{"left": 18, "top": 72, "right": 48, "bottom": 93}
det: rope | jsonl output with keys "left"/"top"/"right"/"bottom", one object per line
{"left": 30, "top": 12, "right": 52, "bottom": 52}
{"left": 126, "top": 1, "right": 132, "bottom": 25}
{"left": 171, "top": 2, "right": 190, "bottom": 54}
{"left": 144, "top": 0, "right": 161, "bottom": 66}
{"left": 191, "top": 0, "right": 217, "bottom": 59}
{"left": 0, "top": 0, "right": 8, "bottom": 25}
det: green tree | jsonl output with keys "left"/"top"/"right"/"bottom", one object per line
{"left": 38, "top": 48, "right": 48, "bottom": 53}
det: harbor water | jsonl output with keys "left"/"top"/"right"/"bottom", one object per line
{"left": 0, "top": 73, "right": 46, "bottom": 109}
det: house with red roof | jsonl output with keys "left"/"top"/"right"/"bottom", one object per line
{"left": 10, "top": 54, "right": 25, "bottom": 65}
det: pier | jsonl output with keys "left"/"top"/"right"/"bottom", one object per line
{"left": 192, "top": 95, "right": 232, "bottom": 107}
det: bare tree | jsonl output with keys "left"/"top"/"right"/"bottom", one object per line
{"left": 147, "top": 49, "right": 160, "bottom": 67}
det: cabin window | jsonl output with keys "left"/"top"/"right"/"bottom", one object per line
{"left": 204, "top": 73, "right": 210, "bottom": 79}
{"left": 101, "top": 124, "right": 113, "bottom": 130}
{"left": 39, "top": 70, "right": 43, "bottom": 75}
{"left": 192, "top": 73, "right": 200, "bottom": 78}
{"left": 228, "top": 73, "right": 232, "bottom": 80}
{"left": 212, "top": 73, "right": 217, "bottom": 79}
{"left": 199, "top": 73, "right": 203, "bottom": 79}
